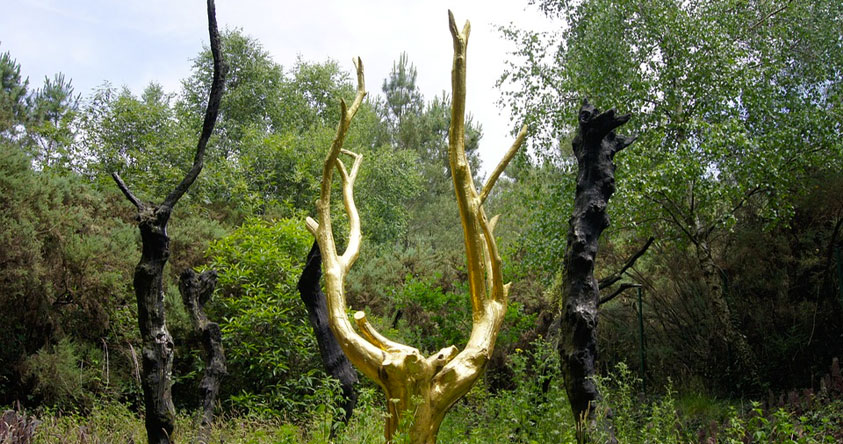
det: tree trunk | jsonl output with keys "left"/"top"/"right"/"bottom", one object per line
{"left": 179, "top": 268, "right": 226, "bottom": 444}
{"left": 695, "top": 238, "right": 758, "bottom": 388}
{"left": 133, "top": 206, "right": 176, "bottom": 444}
{"left": 559, "top": 100, "right": 634, "bottom": 443}
{"left": 111, "top": 2, "right": 225, "bottom": 442}
{"left": 297, "top": 241, "right": 358, "bottom": 422}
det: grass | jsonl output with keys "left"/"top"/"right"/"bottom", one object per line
{"left": 4, "top": 345, "right": 842, "bottom": 443}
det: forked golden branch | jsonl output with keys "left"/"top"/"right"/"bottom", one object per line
{"left": 306, "top": 12, "right": 527, "bottom": 443}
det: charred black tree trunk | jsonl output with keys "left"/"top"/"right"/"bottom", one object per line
{"left": 179, "top": 269, "right": 226, "bottom": 444}
{"left": 559, "top": 100, "right": 634, "bottom": 443}
{"left": 111, "top": 2, "right": 225, "bottom": 442}
{"left": 297, "top": 241, "right": 358, "bottom": 423}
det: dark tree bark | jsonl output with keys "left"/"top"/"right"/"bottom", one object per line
{"left": 178, "top": 269, "right": 226, "bottom": 444}
{"left": 559, "top": 100, "right": 634, "bottom": 443}
{"left": 111, "top": 2, "right": 225, "bottom": 442}
{"left": 297, "top": 241, "right": 358, "bottom": 423}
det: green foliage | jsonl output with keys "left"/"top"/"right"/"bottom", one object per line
{"left": 381, "top": 52, "right": 423, "bottom": 148}
{"left": 394, "top": 276, "right": 471, "bottom": 353}
{"left": 355, "top": 143, "right": 423, "bottom": 244}
{"left": 438, "top": 338, "right": 577, "bottom": 443}
{"left": 0, "top": 47, "right": 29, "bottom": 137}
{"left": 207, "top": 217, "right": 323, "bottom": 416}
{"left": 0, "top": 142, "right": 139, "bottom": 405}
{"left": 79, "top": 82, "right": 193, "bottom": 200}
{"left": 20, "top": 339, "right": 103, "bottom": 412}
{"left": 26, "top": 73, "right": 80, "bottom": 170}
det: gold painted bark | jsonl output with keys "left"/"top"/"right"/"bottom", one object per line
{"left": 304, "top": 11, "right": 527, "bottom": 443}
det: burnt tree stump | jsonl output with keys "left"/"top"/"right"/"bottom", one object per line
{"left": 559, "top": 100, "right": 634, "bottom": 443}
{"left": 179, "top": 269, "right": 226, "bottom": 444}
{"left": 297, "top": 241, "right": 359, "bottom": 423}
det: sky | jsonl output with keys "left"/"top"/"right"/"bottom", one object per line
{"left": 1, "top": 0, "right": 556, "bottom": 174}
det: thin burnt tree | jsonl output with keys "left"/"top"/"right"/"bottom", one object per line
{"left": 111, "top": 1, "right": 226, "bottom": 442}
{"left": 179, "top": 269, "right": 226, "bottom": 444}
{"left": 559, "top": 100, "right": 634, "bottom": 443}
{"left": 297, "top": 241, "right": 359, "bottom": 423}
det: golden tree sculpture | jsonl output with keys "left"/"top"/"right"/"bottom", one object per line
{"left": 305, "top": 11, "right": 527, "bottom": 443}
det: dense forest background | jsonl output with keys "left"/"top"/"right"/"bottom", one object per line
{"left": 2, "top": 0, "right": 842, "bottom": 442}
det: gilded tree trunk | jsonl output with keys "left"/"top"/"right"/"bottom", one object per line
{"left": 179, "top": 268, "right": 226, "bottom": 444}
{"left": 297, "top": 241, "right": 358, "bottom": 423}
{"left": 304, "top": 11, "right": 526, "bottom": 443}
{"left": 559, "top": 100, "right": 634, "bottom": 443}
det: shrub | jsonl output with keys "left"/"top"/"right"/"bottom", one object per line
{"left": 207, "top": 216, "right": 325, "bottom": 417}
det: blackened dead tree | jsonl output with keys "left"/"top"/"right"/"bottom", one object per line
{"left": 179, "top": 269, "right": 226, "bottom": 444}
{"left": 111, "top": 2, "right": 226, "bottom": 442}
{"left": 559, "top": 100, "right": 634, "bottom": 443}
{"left": 297, "top": 241, "right": 359, "bottom": 423}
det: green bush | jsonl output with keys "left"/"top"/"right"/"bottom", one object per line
{"left": 207, "top": 216, "right": 325, "bottom": 417}
{"left": 0, "top": 143, "right": 139, "bottom": 407}
{"left": 437, "top": 338, "right": 577, "bottom": 443}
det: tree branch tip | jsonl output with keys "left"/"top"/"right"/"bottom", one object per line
{"left": 447, "top": 10, "right": 470, "bottom": 39}
{"left": 620, "top": 134, "right": 638, "bottom": 148}
{"left": 340, "top": 148, "right": 360, "bottom": 159}
{"left": 489, "top": 214, "right": 500, "bottom": 232}
{"left": 335, "top": 157, "right": 349, "bottom": 179}
{"left": 305, "top": 217, "right": 319, "bottom": 235}
{"left": 111, "top": 172, "right": 142, "bottom": 208}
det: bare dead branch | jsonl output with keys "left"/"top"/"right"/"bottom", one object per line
{"left": 749, "top": 0, "right": 795, "bottom": 31}
{"left": 111, "top": 172, "right": 142, "bottom": 209}
{"left": 599, "top": 237, "right": 655, "bottom": 289}
{"left": 162, "top": 0, "right": 227, "bottom": 209}
{"left": 598, "top": 283, "right": 642, "bottom": 306}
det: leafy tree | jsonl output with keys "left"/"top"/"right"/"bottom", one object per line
{"left": 80, "top": 83, "right": 193, "bottom": 198}
{"left": 0, "top": 48, "right": 29, "bottom": 137}
{"left": 180, "top": 30, "right": 285, "bottom": 149}
{"left": 27, "top": 73, "right": 80, "bottom": 170}
{"left": 381, "top": 52, "right": 423, "bottom": 148}
{"left": 0, "top": 142, "right": 138, "bottom": 407}
{"left": 501, "top": 0, "right": 843, "bottom": 390}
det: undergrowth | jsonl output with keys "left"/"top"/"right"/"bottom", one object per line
{"left": 4, "top": 342, "right": 841, "bottom": 443}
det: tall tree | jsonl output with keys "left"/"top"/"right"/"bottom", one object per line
{"left": 111, "top": 1, "right": 226, "bottom": 442}
{"left": 27, "top": 73, "right": 80, "bottom": 169}
{"left": 80, "top": 83, "right": 193, "bottom": 198}
{"left": 501, "top": 0, "right": 843, "bottom": 390}
{"left": 381, "top": 52, "right": 423, "bottom": 148}
{"left": 559, "top": 100, "right": 634, "bottom": 442}
{"left": 0, "top": 49, "right": 28, "bottom": 137}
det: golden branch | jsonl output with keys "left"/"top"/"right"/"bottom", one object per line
{"left": 479, "top": 124, "right": 528, "bottom": 205}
